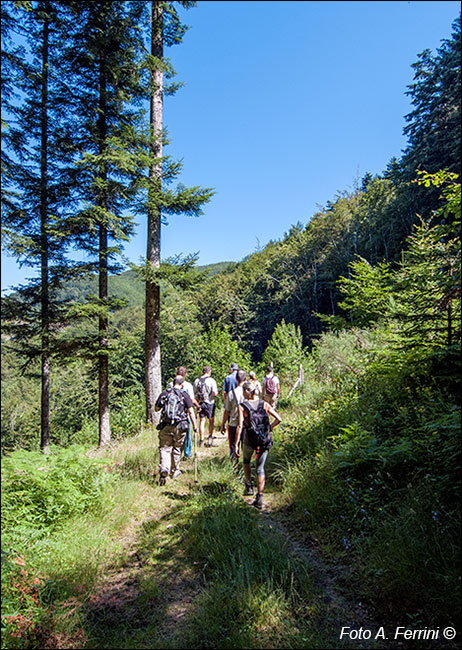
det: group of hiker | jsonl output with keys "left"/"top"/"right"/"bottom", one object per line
{"left": 154, "top": 363, "right": 282, "bottom": 509}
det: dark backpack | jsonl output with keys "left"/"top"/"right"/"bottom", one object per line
{"left": 196, "top": 377, "right": 208, "bottom": 402}
{"left": 243, "top": 400, "right": 272, "bottom": 449}
{"left": 162, "top": 388, "right": 187, "bottom": 425}
{"left": 265, "top": 375, "right": 277, "bottom": 395}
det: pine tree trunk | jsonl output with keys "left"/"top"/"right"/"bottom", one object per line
{"left": 98, "top": 53, "right": 111, "bottom": 447}
{"left": 99, "top": 224, "right": 111, "bottom": 447}
{"left": 40, "top": 1, "right": 50, "bottom": 454}
{"left": 145, "top": 0, "right": 163, "bottom": 424}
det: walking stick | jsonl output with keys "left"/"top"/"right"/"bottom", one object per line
{"left": 194, "top": 421, "right": 198, "bottom": 486}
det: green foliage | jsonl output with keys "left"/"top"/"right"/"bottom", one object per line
{"left": 1, "top": 443, "right": 151, "bottom": 650}
{"left": 362, "top": 484, "right": 460, "bottom": 620}
{"left": 188, "top": 323, "right": 252, "bottom": 395}
{"left": 169, "top": 467, "right": 317, "bottom": 649}
{"left": 262, "top": 320, "right": 307, "bottom": 381}
{"left": 110, "top": 389, "right": 144, "bottom": 439}
{"left": 402, "top": 16, "right": 461, "bottom": 181}
{"left": 337, "top": 172, "right": 461, "bottom": 350}
{"left": 1, "top": 447, "right": 116, "bottom": 539}
{"left": 109, "top": 327, "right": 144, "bottom": 392}
{"left": 273, "top": 327, "right": 461, "bottom": 622}
{"left": 337, "top": 258, "right": 394, "bottom": 327}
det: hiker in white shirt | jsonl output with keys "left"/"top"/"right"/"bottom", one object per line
{"left": 193, "top": 366, "right": 218, "bottom": 447}
{"left": 220, "top": 369, "right": 247, "bottom": 462}
{"left": 262, "top": 366, "right": 280, "bottom": 408}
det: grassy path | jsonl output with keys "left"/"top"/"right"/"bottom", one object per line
{"left": 77, "top": 429, "right": 392, "bottom": 650}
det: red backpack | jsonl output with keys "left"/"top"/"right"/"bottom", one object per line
{"left": 265, "top": 375, "right": 277, "bottom": 395}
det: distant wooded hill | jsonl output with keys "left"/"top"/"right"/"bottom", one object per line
{"left": 54, "top": 261, "right": 236, "bottom": 307}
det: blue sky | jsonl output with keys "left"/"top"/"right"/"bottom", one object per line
{"left": 1, "top": 0, "right": 460, "bottom": 291}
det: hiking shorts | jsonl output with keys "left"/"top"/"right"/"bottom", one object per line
{"left": 263, "top": 393, "right": 278, "bottom": 408}
{"left": 242, "top": 443, "right": 269, "bottom": 476}
{"left": 199, "top": 401, "right": 215, "bottom": 420}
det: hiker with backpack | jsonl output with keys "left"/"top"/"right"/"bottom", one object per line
{"left": 155, "top": 376, "right": 198, "bottom": 485}
{"left": 234, "top": 380, "right": 282, "bottom": 509}
{"left": 168, "top": 367, "right": 200, "bottom": 460}
{"left": 222, "top": 363, "right": 239, "bottom": 402}
{"left": 193, "top": 366, "right": 218, "bottom": 447}
{"left": 249, "top": 371, "right": 262, "bottom": 397}
{"left": 168, "top": 366, "right": 199, "bottom": 405}
{"left": 262, "top": 366, "right": 280, "bottom": 408}
{"left": 220, "top": 369, "right": 247, "bottom": 462}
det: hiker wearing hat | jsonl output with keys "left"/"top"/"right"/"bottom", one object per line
{"left": 235, "top": 380, "right": 282, "bottom": 509}
{"left": 155, "top": 376, "right": 198, "bottom": 485}
{"left": 222, "top": 363, "right": 239, "bottom": 402}
{"left": 220, "top": 369, "right": 247, "bottom": 462}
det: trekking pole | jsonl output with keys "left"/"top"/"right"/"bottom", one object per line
{"left": 194, "top": 423, "right": 198, "bottom": 486}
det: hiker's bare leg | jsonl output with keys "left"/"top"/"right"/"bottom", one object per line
{"left": 243, "top": 461, "right": 252, "bottom": 484}
{"left": 257, "top": 474, "right": 265, "bottom": 495}
{"left": 199, "top": 417, "right": 205, "bottom": 443}
{"left": 255, "top": 450, "right": 268, "bottom": 494}
{"left": 208, "top": 417, "right": 215, "bottom": 437}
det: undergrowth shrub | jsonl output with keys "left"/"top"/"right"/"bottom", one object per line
{"left": 1, "top": 446, "right": 116, "bottom": 540}
{"left": 361, "top": 483, "right": 461, "bottom": 623}
{"left": 276, "top": 330, "right": 461, "bottom": 623}
{"left": 110, "top": 389, "right": 144, "bottom": 439}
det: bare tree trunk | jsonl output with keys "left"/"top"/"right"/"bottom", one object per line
{"left": 98, "top": 54, "right": 111, "bottom": 447}
{"left": 447, "top": 261, "right": 453, "bottom": 346}
{"left": 145, "top": 0, "right": 163, "bottom": 424}
{"left": 98, "top": 225, "right": 111, "bottom": 447}
{"left": 40, "top": 0, "right": 50, "bottom": 454}
{"left": 313, "top": 252, "right": 319, "bottom": 314}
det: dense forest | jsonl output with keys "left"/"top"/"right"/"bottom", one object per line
{"left": 1, "top": 1, "right": 461, "bottom": 649}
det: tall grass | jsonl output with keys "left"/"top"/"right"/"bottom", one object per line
{"left": 1, "top": 436, "right": 160, "bottom": 649}
{"left": 270, "top": 334, "right": 461, "bottom": 626}
{"left": 154, "top": 454, "right": 325, "bottom": 649}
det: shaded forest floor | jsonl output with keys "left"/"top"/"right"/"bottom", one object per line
{"left": 79, "top": 433, "right": 408, "bottom": 650}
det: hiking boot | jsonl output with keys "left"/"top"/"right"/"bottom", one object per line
{"left": 252, "top": 494, "right": 263, "bottom": 510}
{"left": 199, "top": 440, "right": 204, "bottom": 447}
{"left": 207, "top": 435, "right": 214, "bottom": 447}
{"left": 244, "top": 482, "right": 254, "bottom": 496}
{"left": 172, "top": 469, "right": 182, "bottom": 480}
{"left": 159, "top": 470, "right": 168, "bottom": 486}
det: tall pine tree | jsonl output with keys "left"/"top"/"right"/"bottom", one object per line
{"left": 402, "top": 15, "right": 461, "bottom": 179}
{"left": 62, "top": 0, "right": 147, "bottom": 446}
{"left": 2, "top": 0, "right": 85, "bottom": 452}
{"left": 143, "top": 0, "right": 213, "bottom": 423}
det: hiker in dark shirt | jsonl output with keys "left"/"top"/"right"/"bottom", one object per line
{"left": 155, "top": 377, "right": 198, "bottom": 485}
{"left": 222, "top": 363, "right": 239, "bottom": 402}
{"left": 235, "top": 380, "right": 282, "bottom": 509}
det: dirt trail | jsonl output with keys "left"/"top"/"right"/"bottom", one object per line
{"left": 84, "top": 433, "right": 382, "bottom": 649}
{"left": 257, "top": 491, "right": 381, "bottom": 647}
